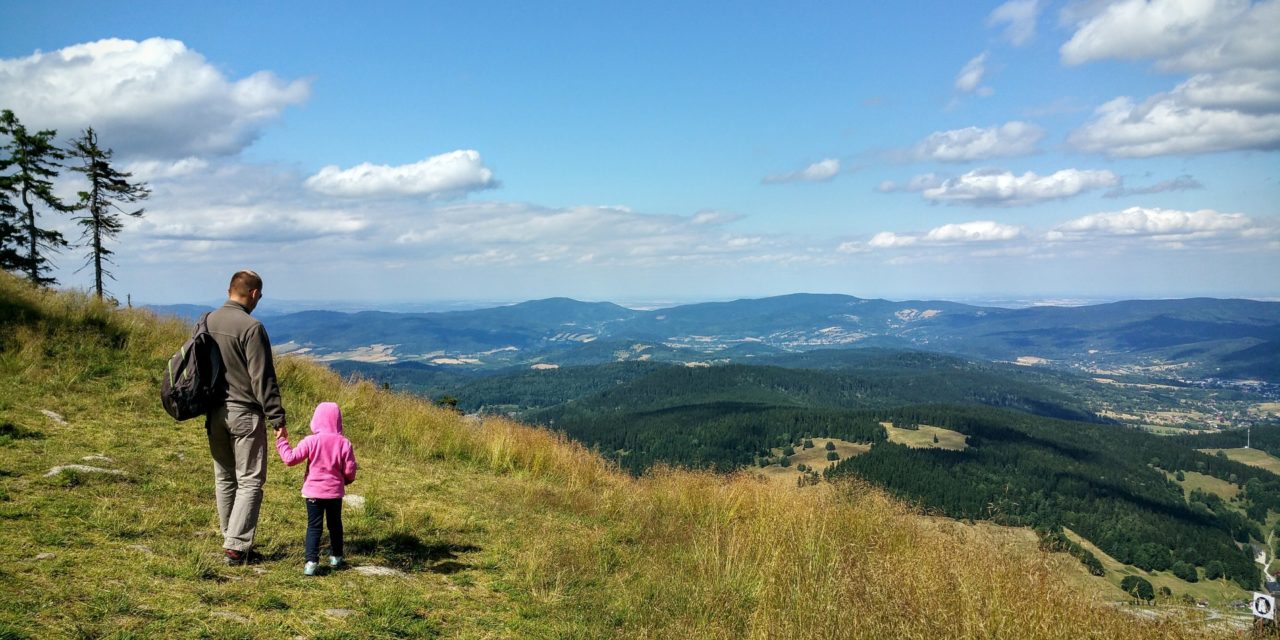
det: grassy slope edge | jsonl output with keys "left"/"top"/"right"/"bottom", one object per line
{"left": 0, "top": 274, "right": 1227, "bottom": 639}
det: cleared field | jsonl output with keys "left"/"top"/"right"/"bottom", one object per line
{"left": 1202, "top": 447, "right": 1280, "bottom": 476}
{"left": 881, "top": 422, "right": 968, "bottom": 450}
{"left": 756, "top": 438, "right": 870, "bottom": 486}
{"left": 1251, "top": 403, "right": 1280, "bottom": 417}
{"left": 1172, "top": 469, "right": 1241, "bottom": 501}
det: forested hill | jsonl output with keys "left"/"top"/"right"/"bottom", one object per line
{"left": 827, "top": 405, "right": 1272, "bottom": 590}
{"left": 355, "top": 348, "right": 1280, "bottom": 594}
{"left": 242, "top": 292, "right": 1280, "bottom": 382}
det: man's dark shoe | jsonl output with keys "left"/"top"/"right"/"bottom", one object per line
{"left": 224, "top": 548, "right": 262, "bottom": 566}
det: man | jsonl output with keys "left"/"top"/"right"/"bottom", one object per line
{"left": 205, "top": 270, "right": 286, "bottom": 565}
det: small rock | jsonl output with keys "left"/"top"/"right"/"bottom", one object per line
{"left": 193, "top": 531, "right": 211, "bottom": 538}
{"left": 252, "top": 566, "right": 268, "bottom": 575}
{"left": 126, "top": 544, "right": 154, "bottom": 555}
{"left": 34, "top": 552, "right": 55, "bottom": 561}
{"left": 40, "top": 410, "right": 67, "bottom": 425}
{"left": 44, "top": 464, "right": 125, "bottom": 478}
{"left": 324, "top": 608, "right": 358, "bottom": 618}
{"left": 343, "top": 494, "right": 366, "bottom": 510}
{"left": 353, "top": 565, "right": 406, "bottom": 578}
{"left": 211, "top": 611, "right": 250, "bottom": 624}
{"left": 81, "top": 454, "right": 114, "bottom": 463}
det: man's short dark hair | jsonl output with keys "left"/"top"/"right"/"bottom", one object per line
{"left": 229, "top": 270, "right": 263, "bottom": 297}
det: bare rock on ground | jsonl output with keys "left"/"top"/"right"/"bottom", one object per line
{"left": 353, "top": 565, "right": 406, "bottom": 577}
{"left": 44, "top": 464, "right": 125, "bottom": 477}
{"left": 40, "top": 410, "right": 67, "bottom": 425}
{"left": 343, "top": 494, "right": 366, "bottom": 510}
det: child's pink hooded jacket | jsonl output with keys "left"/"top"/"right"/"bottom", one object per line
{"left": 276, "top": 402, "right": 357, "bottom": 499}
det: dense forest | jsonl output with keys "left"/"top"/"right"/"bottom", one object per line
{"left": 827, "top": 405, "right": 1268, "bottom": 588}
{"left": 334, "top": 351, "right": 1280, "bottom": 589}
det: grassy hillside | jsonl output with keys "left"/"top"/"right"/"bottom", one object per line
{"left": 0, "top": 274, "right": 1234, "bottom": 638}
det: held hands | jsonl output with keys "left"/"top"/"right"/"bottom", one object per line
{"left": 274, "top": 426, "right": 288, "bottom": 441}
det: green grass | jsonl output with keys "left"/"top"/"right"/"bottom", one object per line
{"left": 882, "top": 422, "right": 969, "bottom": 450}
{"left": 1203, "top": 448, "right": 1280, "bottom": 476}
{"left": 1173, "top": 470, "right": 1242, "bottom": 501}
{"left": 0, "top": 273, "right": 1238, "bottom": 638}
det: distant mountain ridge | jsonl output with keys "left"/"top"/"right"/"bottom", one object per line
{"left": 153, "top": 293, "right": 1280, "bottom": 382}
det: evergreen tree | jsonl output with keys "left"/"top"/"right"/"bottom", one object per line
{"left": 0, "top": 110, "right": 73, "bottom": 285}
{"left": 68, "top": 128, "right": 149, "bottom": 299}
{"left": 0, "top": 173, "right": 21, "bottom": 272}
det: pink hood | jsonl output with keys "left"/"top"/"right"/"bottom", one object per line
{"left": 310, "top": 401, "right": 343, "bottom": 435}
{"left": 276, "top": 401, "right": 357, "bottom": 498}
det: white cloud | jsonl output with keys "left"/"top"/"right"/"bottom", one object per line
{"left": 136, "top": 205, "right": 369, "bottom": 243}
{"left": 844, "top": 221, "right": 1024, "bottom": 253}
{"left": 1062, "top": 1, "right": 1280, "bottom": 157}
{"left": 125, "top": 157, "right": 210, "bottom": 181}
{"left": 915, "top": 121, "right": 1044, "bottom": 162}
{"left": 1049, "top": 206, "right": 1253, "bottom": 240}
{"left": 913, "top": 168, "right": 1119, "bottom": 206}
{"left": 1068, "top": 90, "right": 1280, "bottom": 157}
{"left": 988, "top": 0, "right": 1042, "bottom": 46}
{"left": 924, "top": 221, "right": 1024, "bottom": 243}
{"left": 0, "top": 38, "right": 310, "bottom": 158}
{"left": 955, "top": 52, "right": 989, "bottom": 93}
{"left": 1177, "top": 68, "right": 1280, "bottom": 114}
{"left": 1060, "top": 0, "right": 1279, "bottom": 72}
{"left": 762, "top": 158, "right": 841, "bottom": 184}
{"left": 305, "top": 150, "right": 498, "bottom": 198}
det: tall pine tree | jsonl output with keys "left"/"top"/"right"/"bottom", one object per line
{"left": 69, "top": 127, "right": 150, "bottom": 299}
{"left": 0, "top": 110, "right": 73, "bottom": 286}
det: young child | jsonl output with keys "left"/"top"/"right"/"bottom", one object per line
{"left": 276, "top": 401, "right": 358, "bottom": 575}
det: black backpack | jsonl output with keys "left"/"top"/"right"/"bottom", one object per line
{"left": 160, "top": 312, "right": 223, "bottom": 421}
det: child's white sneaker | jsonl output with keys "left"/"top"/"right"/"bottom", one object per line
{"left": 303, "top": 561, "right": 319, "bottom": 576}
{"left": 329, "top": 556, "right": 344, "bottom": 569}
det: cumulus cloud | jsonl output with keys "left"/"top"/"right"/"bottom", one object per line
{"left": 910, "top": 168, "right": 1119, "bottom": 206}
{"left": 1068, "top": 83, "right": 1280, "bottom": 157}
{"left": 955, "top": 52, "right": 990, "bottom": 93}
{"left": 1062, "top": 1, "right": 1280, "bottom": 156}
{"left": 988, "top": 0, "right": 1042, "bottom": 46}
{"left": 762, "top": 158, "right": 841, "bottom": 184}
{"left": 842, "top": 221, "right": 1024, "bottom": 253}
{"left": 0, "top": 38, "right": 310, "bottom": 158}
{"left": 1049, "top": 207, "right": 1253, "bottom": 241}
{"left": 1060, "top": 0, "right": 1279, "bottom": 72}
{"left": 915, "top": 121, "right": 1044, "bottom": 162}
{"left": 305, "top": 150, "right": 498, "bottom": 198}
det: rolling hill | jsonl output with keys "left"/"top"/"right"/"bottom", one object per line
{"left": 0, "top": 272, "right": 1249, "bottom": 638}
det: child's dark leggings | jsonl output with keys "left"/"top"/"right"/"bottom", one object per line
{"left": 305, "top": 498, "right": 343, "bottom": 563}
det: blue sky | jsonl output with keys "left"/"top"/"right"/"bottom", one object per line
{"left": 2, "top": 1, "right": 1277, "bottom": 306}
